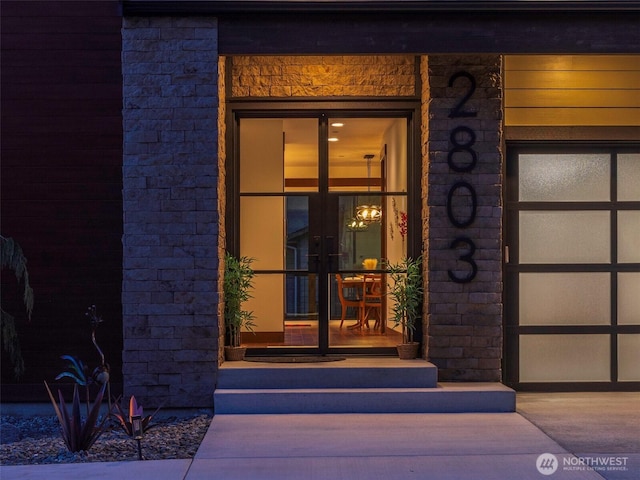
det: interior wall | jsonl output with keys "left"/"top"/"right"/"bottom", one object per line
{"left": 384, "top": 118, "right": 408, "bottom": 266}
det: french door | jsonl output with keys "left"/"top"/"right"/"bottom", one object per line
{"left": 229, "top": 108, "right": 417, "bottom": 354}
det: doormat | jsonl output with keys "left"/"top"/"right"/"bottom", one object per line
{"left": 244, "top": 356, "right": 347, "bottom": 363}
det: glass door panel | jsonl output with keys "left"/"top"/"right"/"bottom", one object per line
{"left": 327, "top": 117, "right": 406, "bottom": 193}
{"left": 240, "top": 118, "right": 285, "bottom": 193}
{"left": 239, "top": 116, "right": 319, "bottom": 349}
{"left": 237, "top": 112, "right": 410, "bottom": 353}
{"left": 240, "top": 196, "right": 284, "bottom": 271}
{"left": 338, "top": 195, "right": 383, "bottom": 271}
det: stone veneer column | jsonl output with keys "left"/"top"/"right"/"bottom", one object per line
{"left": 122, "top": 17, "right": 219, "bottom": 407}
{"left": 424, "top": 55, "right": 503, "bottom": 382}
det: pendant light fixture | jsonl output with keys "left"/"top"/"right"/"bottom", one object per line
{"left": 346, "top": 217, "right": 368, "bottom": 231}
{"left": 355, "top": 154, "right": 382, "bottom": 223}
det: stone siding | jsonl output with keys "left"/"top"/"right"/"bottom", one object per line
{"left": 217, "top": 56, "right": 227, "bottom": 364}
{"left": 122, "top": 17, "right": 220, "bottom": 407}
{"left": 231, "top": 55, "right": 416, "bottom": 97}
{"left": 425, "top": 55, "right": 504, "bottom": 381}
{"left": 420, "top": 56, "right": 431, "bottom": 359}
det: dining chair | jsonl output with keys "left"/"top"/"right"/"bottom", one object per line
{"left": 336, "top": 274, "right": 363, "bottom": 328}
{"left": 361, "top": 274, "right": 383, "bottom": 329}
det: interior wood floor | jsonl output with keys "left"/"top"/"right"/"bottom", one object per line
{"left": 244, "top": 320, "right": 402, "bottom": 348}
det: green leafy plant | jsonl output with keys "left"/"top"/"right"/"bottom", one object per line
{"left": 112, "top": 395, "right": 161, "bottom": 437}
{"left": 44, "top": 381, "right": 111, "bottom": 453}
{"left": 1, "top": 236, "right": 35, "bottom": 378}
{"left": 223, "top": 252, "right": 256, "bottom": 347}
{"left": 386, "top": 256, "right": 423, "bottom": 344}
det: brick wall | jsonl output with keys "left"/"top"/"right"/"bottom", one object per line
{"left": 122, "top": 17, "right": 220, "bottom": 407}
{"left": 231, "top": 55, "right": 416, "bottom": 97}
{"left": 425, "top": 55, "right": 504, "bottom": 381}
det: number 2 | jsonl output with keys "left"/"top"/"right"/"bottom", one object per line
{"left": 448, "top": 71, "right": 477, "bottom": 119}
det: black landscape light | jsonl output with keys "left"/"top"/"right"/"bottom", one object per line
{"left": 131, "top": 414, "right": 144, "bottom": 460}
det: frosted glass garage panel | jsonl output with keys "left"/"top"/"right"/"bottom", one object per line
{"left": 618, "top": 154, "right": 640, "bottom": 201}
{"left": 618, "top": 335, "right": 640, "bottom": 381}
{"left": 519, "top": 211, "right": 610, "bottom": 264}
{"left": 520, "top": 335, "right": 610, "bottom": 382}
{"left": 618, "top": 211, "right": 640, "bottom": 263}
{"left": 519, "top": 273, "right": 610, "bottom": 325}
{"left": 519, "top": 154, "right": 610, "bottom": 201}
{"left": 618, "top": 273, "right": 640, "bottom": 325}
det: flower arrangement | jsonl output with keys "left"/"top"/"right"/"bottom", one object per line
{"left": 398, "top": 211, "right": 408, "bottom": 239}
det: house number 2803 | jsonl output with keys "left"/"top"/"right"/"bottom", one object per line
{"left": 446, "top": 71, "right": 478, "bottom": 284}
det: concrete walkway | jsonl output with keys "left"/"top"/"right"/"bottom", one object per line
{"left": 1, "top": 393, "right": 638, "bottom": 480}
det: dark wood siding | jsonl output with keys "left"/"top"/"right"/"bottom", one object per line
{"left": 216, "top": 11, "right": 639, "bottom": 55}
{"left": 1, "top": 1, "right": 123, "bottom": 400}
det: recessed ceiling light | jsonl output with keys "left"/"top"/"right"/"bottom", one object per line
{"left": 328, "top": 137, "right": 339, "bottom": 142}
{"left": 331, "top": 122, "right": 344, "bottom": 127}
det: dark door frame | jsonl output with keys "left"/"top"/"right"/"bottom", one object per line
{"left": 225, "top": 100, "right": 422, "bottom": 355}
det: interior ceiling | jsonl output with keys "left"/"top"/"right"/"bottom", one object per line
{"left": 283, "top": 118, "right": 395, "bottom": 170}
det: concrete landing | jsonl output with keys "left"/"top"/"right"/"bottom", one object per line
{"left": 217, "top": 357, "right": 438, "bottom": 389}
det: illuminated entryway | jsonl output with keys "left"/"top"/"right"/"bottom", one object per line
{"left": 232, "top": 110, "right": 416, "bottom": 354}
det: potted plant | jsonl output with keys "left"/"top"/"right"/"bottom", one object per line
{"left": 223, "top": 252, "right": 256, "bottom": 361}
{"left": 386, "top": 256, "right": 423, "bottom": 359}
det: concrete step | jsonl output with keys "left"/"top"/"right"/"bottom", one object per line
{"left": 214, "top": 383, "right": 516, "bottom": 414}
{"left": 214, "top": 358, "right": 515, "bottom": 414}
{"left": 217, "top": 357, "right": 438, "bottom": 389}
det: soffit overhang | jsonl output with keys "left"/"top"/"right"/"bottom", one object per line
{"left": 123, "top": 0, "right": 640, "bottom": 14}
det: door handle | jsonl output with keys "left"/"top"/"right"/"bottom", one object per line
{"left": 326, "top": 236, "right": 342, "bottom": 269}
{"left": 306, "top": 236, "right": 321, "bottom": 273}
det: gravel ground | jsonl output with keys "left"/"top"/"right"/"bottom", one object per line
{"left": 0, "top": 411, "right": 212, "bottom": 465}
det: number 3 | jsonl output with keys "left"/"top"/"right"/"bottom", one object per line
{"left": 448, "top": 237, "right": 478, "bottom": 284}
